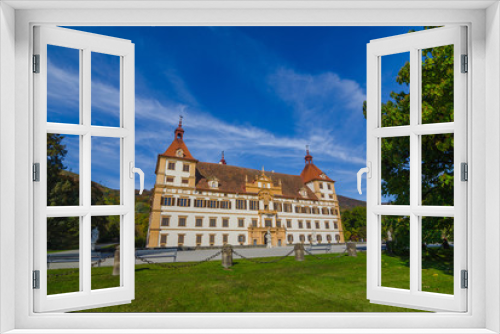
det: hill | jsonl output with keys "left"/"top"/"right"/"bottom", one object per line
{"left": 338, "top": 195, "right": 366, "bottom": 212}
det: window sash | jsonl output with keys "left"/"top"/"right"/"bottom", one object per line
{"left": 33, "top": 26, "right": 135, "bottom": 313}
{"left": 366, "top": 26, "right": 467, "bottom": 312}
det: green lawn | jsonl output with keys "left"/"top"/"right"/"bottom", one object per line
{"left": 45, "top": 252, "right": 453, "bottom": 313}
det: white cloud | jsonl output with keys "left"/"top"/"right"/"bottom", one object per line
{"left": 268, "top": 67, "right": 366, "bottom": 127}
{"left": 47, "top": 62, "right": 367, "bottom": 194}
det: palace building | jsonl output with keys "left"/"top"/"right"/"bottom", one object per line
{"left": 146, "top": 119, "right": 344, "bottom": 248}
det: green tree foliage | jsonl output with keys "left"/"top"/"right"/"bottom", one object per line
{"left": 381, "top": 216, "right": 410, "bottom": 256}
{"left": 363, "top": 28, "right": 454, "bottom": 249}
{"left": 47, "top": 133, "right": 121, "bottom": 250}
{"left": 134, "top": 193, "right": 151, "bottom": 248}
{"left": 341, "top": 206, "right": 367, "bottom": 242}
{"left": 47, "top": 134, "right": 79, "bottom": 206}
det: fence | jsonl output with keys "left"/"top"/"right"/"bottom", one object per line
{"left": 47, "top": 243, "right": 360, "bottom": 277}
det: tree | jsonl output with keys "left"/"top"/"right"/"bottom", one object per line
{"left": 363, "top": 27, "right": 455, "bottom": 248}
{"left": 342, "top": 206, "right": 367, "bottom": 242}
{"left": 47, "top": 134, "right": 79, "bottom": 207}
{"left": 46, "top": 134, "right": 117, "bottom": 250}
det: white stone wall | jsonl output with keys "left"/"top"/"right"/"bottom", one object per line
{"left": 318, "top": 181, "right": 335, "bottom": 199}
{"left": 164, "top": 159, "right": 191, "bottom": 187}
{"left": 156, "top": 193, "right": 341, "bottom": 247}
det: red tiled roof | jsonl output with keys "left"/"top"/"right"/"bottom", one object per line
{"left": 300, "top": 163, "right": 333, "bottom": 183}
{"left": 195, "top": 162, "right": 318, "bottom": 201}
{"left": 160, "top": 138, "right": 197, "bottom": 162}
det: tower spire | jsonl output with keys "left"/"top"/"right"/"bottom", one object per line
{"left": 305, "top": 145, "right": 313, "bottom": 164}
{"left": 219, "top": 151, "right": 227, "bottom": 165}
{"left": 174, "top": 115, "right": 185, "bottom": 140}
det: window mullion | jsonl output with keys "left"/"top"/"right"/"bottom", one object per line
{"left": 82, "top": 47, "right": 92, "bottom": 293}
{"left": 409, "top": 47, "right": 421, "bottom": 294}
{"left": 78, "top": 48, "right": 84, "bottom": 294}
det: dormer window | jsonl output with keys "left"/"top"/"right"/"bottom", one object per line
{"left": 176, "top": 148, "right": 184, "bottom": 157}
{"left": 299, "top": 187, "right": 308, "bottom": 197}
{"left": 320, "top": 173, "right": 326, "bottom": 179}
{"left": 208, "top": 176, "right": 219, "bottom": 189}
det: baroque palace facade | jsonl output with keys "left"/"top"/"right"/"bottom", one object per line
{"left": 146, "top": 119, "right": 345, "bottom": 248}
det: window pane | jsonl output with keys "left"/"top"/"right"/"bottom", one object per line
{"left": 91, "top": 216, "right": 121, "bottom": 290}
{"left": 91, "top": 52, "right": 120, "bottom": 127}
{"left": 381, "top": 52, "right": 410, "bottom": 127}
{"left": 421, "top": 217, "right": 454, "bottom": 295}
{"left": 47, "top": 45, "right": 80, "bottom": 124}
{"left": 421, "top": 134, "right": 454, "bottom": 206}
{"left": 91, "top": 137, "right": 121, "bottom": 205}
{"left": 421, "top": 45, "right": 454, "bottom": 124}
{"left": 47, "top": 133, "right": 80, "bottom": 206}
{"left": 381, "top": 137, "right": 410, "bottom": 205}
{"left": 47, "top": 217, "right": 80, "bottom": 295}
{"left": 381, "top": 215, "right": 410, "bottom": 290}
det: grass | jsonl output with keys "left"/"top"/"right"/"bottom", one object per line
{"left": 47, "top": 249, "right": 69, "bottom": 254}
{"left": 45, "top": 252, "right": 453, "bottom": 312}
{"left": 381, "top": 249, "right": 454, "bottom": 295}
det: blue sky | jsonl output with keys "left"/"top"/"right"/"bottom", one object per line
{"left": 48, "top": 26, "right": 421, "bottom": 201}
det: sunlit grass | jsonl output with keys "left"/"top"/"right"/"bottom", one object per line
{"left": 45, "top": 252, "right": 453, "bottom": 312}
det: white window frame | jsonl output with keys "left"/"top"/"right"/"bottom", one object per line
{"left": 32, "top": 25, "right": 136, "bottom": 313}
{"left": 366, "top": 26, "right": 467, "bottom": 312}
{"left": 1, "top": 2, "right": 498, "bottom": 334}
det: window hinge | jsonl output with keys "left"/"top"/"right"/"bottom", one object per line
{"left": 461, "top": 162, "right": 468, "bottom": 181}
{"left": 33, "top": 163, "right": 40, "bottom": 182}
{"left": 461, "top": 270, "right": 468, "bottom": 289}
{"left": 33, "top": 270, "right": 40, "bottom": 289}
{"left": 33, "top": 54, "right": 40, "bottom": 73}
{"left": 461, "top": 54, "right": 468, "bottom": 73}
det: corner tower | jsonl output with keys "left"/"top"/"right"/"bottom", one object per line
{"left": 147, "top": 117, "right": 198, "bottom": 248}
{"left": 299, "top": 147, "right": 336, "bottom": 200}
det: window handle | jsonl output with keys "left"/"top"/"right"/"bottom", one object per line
{"left": 129, "top": 162, "right": 145, "bottom": 195}
{"left": 357, "top": 162, "right": 372, "bottom": 195}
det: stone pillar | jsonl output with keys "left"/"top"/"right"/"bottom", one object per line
{"left": 112, "top": 245, "right": 120, "bottom": 276}
{"left": 346, "top": 242, "right": 357, "bottom": 257}
{"left": 294, "top": 243, "right": 305, "bottom": 261}
{"left": 222, "top": 244, "right": 233, "bottom": 269}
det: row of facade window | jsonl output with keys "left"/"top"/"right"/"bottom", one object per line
{"left": 159, "top": 233, "right": 245, "bottom": 246}
{"left": 319, "top": 182, "right": 332, "bottom": 190}
{"left": 159, "top": 233, "right": 340, "bottom": 247}
{"left": 160, "top": 216, "right": 339, "bottom": 230}
{"left": 162, "top": 197, "right": 339, "bottom": 215}
{"left": 287, "top": 233, "right": 341, "bottom": 244}
{"left": 167, "top": 161, "right": 190, "bottom": 172}
{"left": 165, "top": 176, "right": 189, "bottom": 184}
